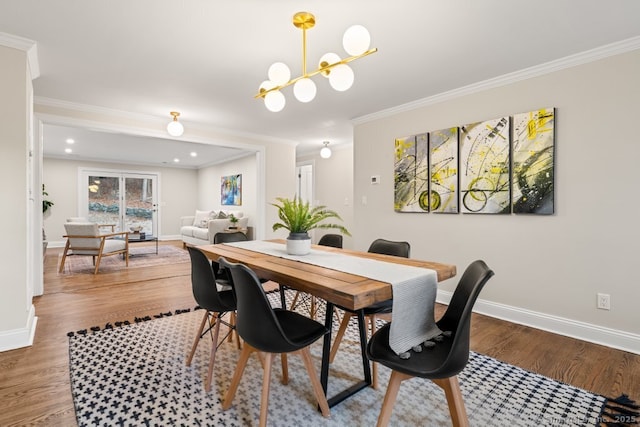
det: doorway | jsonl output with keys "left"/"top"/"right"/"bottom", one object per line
{"left": 79, "top": 169, "right": 159, "bottom": 236}
{"left": 296, "top": 163, "right": 314, "bottom": 204}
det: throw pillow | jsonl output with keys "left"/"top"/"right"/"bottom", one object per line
{"left": 193, "top": 210, "right": 212, "bottom": 228}
{"left": 217, "top": 211, "right": 228, "bottom": 219}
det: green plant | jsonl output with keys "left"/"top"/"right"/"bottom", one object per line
{"left": 229, "top": 213, "right": 239, "bottom": 224}
{"left": 42, "top": 184, "right": 54, "bottom": 214}
{"left": 271, "top": 196, "right": 351, "bottom": 236}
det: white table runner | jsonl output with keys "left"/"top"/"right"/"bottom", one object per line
{"left": 225, "top": 240, "right": 441, "bottom": 355}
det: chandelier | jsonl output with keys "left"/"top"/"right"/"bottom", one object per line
{"left": 256, "top": 12, "right": 377, "bottom": 112}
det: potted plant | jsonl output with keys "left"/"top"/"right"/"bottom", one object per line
{"left": 42, "top": 184, "right": 54, "bottom": 215}
{"left": 272, "top": 196, "right": 350, "bottom": 255}
{"left": 228, "top": 213, "right": 239, "bottom": 230}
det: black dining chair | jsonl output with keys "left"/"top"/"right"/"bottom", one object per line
{"left": 212, "top": 231, "right": 249, "bottom": 285}
{"left": 366, "top": 260, "right": 494, "bottom": 427}
{"left": 329, "top": 238, "right": 410, "bottom": 388}
{"left": 185, "top": 247, "right": 240, "bottom": 392}
{"left": 218, "top": 257, "right": 331, "bottom": 427}
{"left": 289, "top": 233, "right": 344, "bottom": 318}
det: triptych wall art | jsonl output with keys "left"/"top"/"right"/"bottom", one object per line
{"left": 394, "top": 107, "right": 555, "bottom": 214}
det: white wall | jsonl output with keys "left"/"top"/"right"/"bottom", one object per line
{"left": 196, "top": 154, "right": 258, "bottom": 232}
{"left": 298, "top": 145, "right": 354, "bottom": 249}
{"left": 43, "top": 158, "right": 199, "bottom": 244}
{"left": 0, "top": 44, "right": 36, "bottom": 350}
{"left": 354, "top": 49, "right": 640, "bottom": 353}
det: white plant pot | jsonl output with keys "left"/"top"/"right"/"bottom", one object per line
{"left": 286, "top": 233, "right": 311, "bottom": 255}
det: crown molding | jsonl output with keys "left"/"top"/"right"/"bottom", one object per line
{"left": 353, "top": 36, "right": 640, "bottom": 125}
{"left": 0, "top": 32, "right": 40, "bottom": 80}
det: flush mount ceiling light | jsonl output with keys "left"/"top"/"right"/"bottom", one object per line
{"left": 256, "top": 12, "right": 377, "bottom": 112}
{"left": 320, "top": 141, "right": 332, "bottom": 159}
{"left": 167, "top": 111, "right": 184, "bottom": 137}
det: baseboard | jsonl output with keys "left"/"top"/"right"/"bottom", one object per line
{"left": 436, "top": 290, "right": 640, "bottom": 355}
{"left": 0, "top": 305, "right": 38, "bottom": 352}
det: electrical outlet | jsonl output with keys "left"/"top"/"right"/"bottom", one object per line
{"left": 597, "top": 293, "right": 611, "bottom": 310}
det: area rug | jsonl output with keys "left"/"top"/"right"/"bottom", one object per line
{"left": 58, "top": 244, "right": 189, "bottom": 274}
{"left": 68, "top": 293, "right": 638, "bottom": 426}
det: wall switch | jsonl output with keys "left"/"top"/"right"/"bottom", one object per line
{"left": 361, "top": 195, "right": 367, "bottom": 205}
{"left": 597, "top": 293, "right": 611, "bottom": 310}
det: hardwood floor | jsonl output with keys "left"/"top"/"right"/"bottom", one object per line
{"left": 0, "top": 241, "right": 638, "bottom": 426}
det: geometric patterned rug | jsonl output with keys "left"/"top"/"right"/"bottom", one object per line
{"left": 68, "top": 292, "right": 638, "bottom": 426}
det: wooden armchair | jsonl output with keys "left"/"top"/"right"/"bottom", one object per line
{"left": 58, "top": 223, "right": 129, "bottom": 274}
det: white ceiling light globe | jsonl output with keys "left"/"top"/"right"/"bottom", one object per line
{"left": 320, "top": 146, "right": 332, "bottom": 159}
{"left": 318, "top": 52, "right": 341, "bottom": 77}
{"left": 293, "top": 78, "right": 317, "bottom": 102}
{"left": 167, "top": 120, "right": 184, "bottom": 137}
{"left": 268, "top": 62, "right": 291, "bottom": 86}
{"left": 264, "top": 90, "right": 285, "bottom": 112}
{"left": 343, "top": 25, "right": 371, "bottom": 56}
{"left": 329, "top": 64, "right": 354, "bottom": 91}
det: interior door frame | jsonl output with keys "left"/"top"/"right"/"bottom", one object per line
{"left": 78, "top": 167, "right": 160, "bottom": 236}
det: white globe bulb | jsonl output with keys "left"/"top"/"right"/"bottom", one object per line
{"left": 318, "top": 52, "right": 341, "bottom": 77}
{"left": 264, "top": 90, "right": 285, "bottom": 112}
{"left": 329, "top": 64, "right": 354, "bottom": 91}
{"left": 167, "top": 120, "right": 184, "bottom": 137}
{"left": 320, "top": 146, "right": 332, "bottom": 159}
{"left": 343, "top": 25, "right": 371, "bottom": 56}
{"left": 293, "top": 78, "right": 317, "bottom": 103}
{"left": 268, "top": 62, "right": 291, "bottom": 86}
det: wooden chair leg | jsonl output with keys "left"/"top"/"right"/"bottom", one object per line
{"left": 289, "top": 291, "right": 301, "bottom": 311}
{"left": 310, "top": 296, "right": 317, "bottom": 320}
{"left": 376, "top": 370, "right": 412, "bottom": 427}
{"left": 299, "top": 347, "right": 331, "bottom": 418}
{"left": 223, "top": 344, "right": 254, "bottom": 410}
{"left": 433, "top": 376, "right": 469, "bottom": 427}
{"left": 204, "top": 314, "right": 222, "bottom": 392}
{"left": 94, "top": 253, "right": 103, "bottom": 274}
{"left": 230, "top": 312, "right": 242, "bottom": 349}
{"left": 58, "top": 242, "right": 70, "bottom": 273}
{"left": 186, "top": 311, "right": 209, "bottom": 366}
{"left": 259, "top": 352, "right": 274, "bottom": 427}
{"left": 280, "top": 353, "right": 289, "bottom": 384}
{"left": 329, "top": 312, "right": 352, "bottom": 363}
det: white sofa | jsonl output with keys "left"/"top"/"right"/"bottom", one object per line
{"left": 180, "top": 209, "right": 249, "bottom": 246}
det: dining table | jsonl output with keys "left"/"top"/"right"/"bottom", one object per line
{"left": 197, "top": 239, "right": 457, "bottom": 407}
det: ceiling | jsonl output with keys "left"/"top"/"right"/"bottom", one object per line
{"left": 2, "top": 1, "right": 640, "bottom": 168}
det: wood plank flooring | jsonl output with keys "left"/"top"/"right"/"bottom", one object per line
{"left": 0, "top": 241, "right": 638, "bottom": 426}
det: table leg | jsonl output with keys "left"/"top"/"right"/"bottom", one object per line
{"left": 320, "top": 301, "right": 334, "bottom": 396}
{"left": 320, "top": 304, "right": 372, "bottom": 408}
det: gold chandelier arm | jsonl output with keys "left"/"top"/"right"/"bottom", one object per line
{"left": 255, "top": 47, "right": 378, "bottom": 98}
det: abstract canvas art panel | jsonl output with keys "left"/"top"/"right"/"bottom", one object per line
{"left": 429, "top": 127, "right": 459, "bottom": 213}
{"left": 394, "top": 133, "right": 429, "bottom": 212}
{"left": 512, "top": 108, "right": 555, "bottom": 214}
{"left": 460, "top": 117, "right": 510, "bottom": 213}
{"left": 221, "top": 174, "right": 242, "bottom": 206}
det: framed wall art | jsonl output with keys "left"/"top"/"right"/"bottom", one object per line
{"left": 460, "top": 117, "right": 511, "bottom": 214}
{"left": 512, "top": 108, "right": 555, "bottom": 214}
{"left": 394, "top": 133, "right": 429, "bottom": 212}
{"left": 221, "top": 174, "right": 242, "bottom": 206}
{"left": 429, "top": 127, "right": 459, "bottom": 213}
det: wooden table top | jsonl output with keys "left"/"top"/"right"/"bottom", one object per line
{"left": 197, "top": 239, "right": 457, "bottom": 311}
